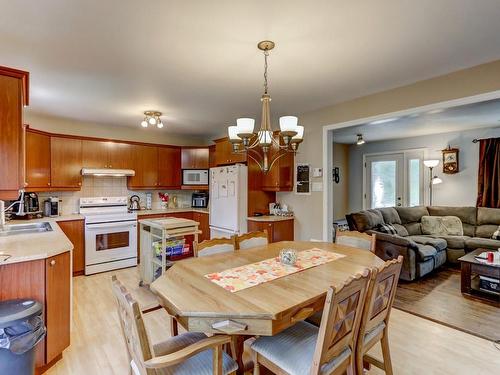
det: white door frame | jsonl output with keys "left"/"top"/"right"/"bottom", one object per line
{"left": 321, "top": 90, "right": 500, "bottom": 241}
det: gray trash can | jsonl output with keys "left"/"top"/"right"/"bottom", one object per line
{"left": 0, "top": 299, "right": 46, "bottom": 375}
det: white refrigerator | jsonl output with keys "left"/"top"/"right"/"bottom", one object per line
{"left": 209, "top": 164, "right": 248, "bottom": 238}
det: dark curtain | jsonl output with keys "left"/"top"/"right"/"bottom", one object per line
{"left": 477, "top": 137, "right": 500, "bottom": 208}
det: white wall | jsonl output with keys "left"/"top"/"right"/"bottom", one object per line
{"left": 275, "top": 60, "right": 500, "bottom": 241}
{"left": 344, "top": 127, "right": 500, "bottom": 213}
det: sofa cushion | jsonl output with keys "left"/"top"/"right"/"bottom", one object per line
{"left": 396, "top": 206, "right": 429, "bottom": 224}
{"left": 437, "top": 235, "right": 470, "bottom": 249}
{"left": 415, "top": 243, "right": 437, "bottom": 260}
{"left": 427, "top": 206, "right": 476, "bottom": 236}
{"left": 465, "top": 237, "right": 500, "bottom": 251}
{"left": 403, "top": 222, "right": 422, "bottom": 235}
{"left": 393, "top": 223, "right": 409, "bottom": 237}
{"left": 477, "top": 207, "right": 500, "bottom": 225}
{"left": 378, "top": 207, "right": 402, "bottom": 224}
{"left": 421, "top": 216, "right": 463, "bottom": 236}
{"left": 350, "top": 209, "right": 385, "bottom": 232}
{"left": 407, "top": 235, "right": 447, "bottom": 252}
{"left": 476, "top": 224, "right": 499, "bottom": 239}
{"left": 377, "top": 223, "right": 398, "bottom": 234}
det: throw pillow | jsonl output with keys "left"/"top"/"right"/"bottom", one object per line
{"left": 492, "top": 226, "right": 500, "bottom": 240}
{"left": 378, "top": 223, "right": 398, "bottom": 235}
{"left": 421, "top": 215, "right": 464, "bottom": 236}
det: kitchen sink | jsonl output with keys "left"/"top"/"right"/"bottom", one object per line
{"left": 0, "top": 222, "right": 53, "bottom": 236}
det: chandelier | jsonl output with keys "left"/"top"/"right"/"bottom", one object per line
{"left": 141, "top": 111, "right": 164, "bottom": 128}
{"left": 227, "top": 40, "right": 304, "bottom": 173}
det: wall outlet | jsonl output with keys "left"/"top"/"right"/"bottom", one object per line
{"left": 312, "top": 182, "right": 323, "bottom": 192}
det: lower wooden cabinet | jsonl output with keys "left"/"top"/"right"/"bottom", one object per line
{"left": 0, "top": 251, "right": 71, "bottom": 370}
{"left": 193, "top": 211, "right": 210, "bottom": 242}
{"left": 247, "top": 218, "right": 294, "bottom": 243}
{"left": 57, "top": 219, "right": 85, "bottom": 276}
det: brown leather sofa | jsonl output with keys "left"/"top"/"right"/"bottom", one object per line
{"left": 346, "top": 206, "right": 500, "bottom": 281}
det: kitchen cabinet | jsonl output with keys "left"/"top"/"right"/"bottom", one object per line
{"left": 45, "top": 252, "right": 71, "bottom": 363}
{"left": 247, "top": 218, "right": 294, "bottom": 243}
{"left": 58, "top": 219, "right": 85, "bottom": 276}
{"left": 128, "top": 145, "right": 158, "bottom": 189}
{"left": 0, "top": 66, "right": 29, "bottom": 199}
{"left": 193, "top": 211, "right": 210, "bottom": 242}
{"left": 25, "top": 130, "right": 51, "bottom": 189}
{"left": 82, "top": 140, "right": 133, "bottom": 169}
{"left": 158, "top": 146, "right": 181, "bottom": 188}
{"left": 181, "top": 147, "right": 209, "bottom": 169}
{"left": 50, "top": 137, "right": 82, "bottom": 188}
{"left": 209, "top": 145, "right": 216, "bottom": 168}
{"left": 261, "top": 137, "right": 294, "bottom": 192}
{"left": 0, "top": 251, "right": 71, "bottom": 370}
{"left": 214, "top": 137, "right": 246, "bottom": 166}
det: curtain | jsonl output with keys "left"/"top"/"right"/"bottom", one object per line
{"left": 477, "top": 137, "right": 500, "bottom": 208}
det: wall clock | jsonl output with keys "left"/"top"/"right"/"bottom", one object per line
{"left": 442, "top": 147, "right": 459, "bottom": 174}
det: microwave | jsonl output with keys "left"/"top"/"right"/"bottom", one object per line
{"left": 182, "top": 169, "right": 209, "bottom": 185}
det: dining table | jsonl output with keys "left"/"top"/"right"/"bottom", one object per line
{"left": 150, "top": 240, "right": 384, "bottom": 374}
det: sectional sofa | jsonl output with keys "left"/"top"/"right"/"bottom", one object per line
{"left": 346, "top": 206, "right": 500, "bottom": 281}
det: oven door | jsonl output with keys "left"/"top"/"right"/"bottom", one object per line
{"left": 182, "top": 169, "right": 209, "bottom": 185}
{"left": 85, "top": 220, "right": 137, "bottom": 270}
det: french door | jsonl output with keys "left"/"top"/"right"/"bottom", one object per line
{"left": 365, "top": 151, "right": 424, "bottom": 209}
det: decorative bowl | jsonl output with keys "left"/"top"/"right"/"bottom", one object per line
{"left": 279, "top": 248, "right": 298, "bottom": 266}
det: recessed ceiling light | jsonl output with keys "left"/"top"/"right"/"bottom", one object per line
{"left": 369, "top": 117, "right": 399, "bottom": 125}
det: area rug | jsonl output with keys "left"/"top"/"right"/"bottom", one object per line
{"left": 393, "top": 266, "right": 500, "bottom": 342}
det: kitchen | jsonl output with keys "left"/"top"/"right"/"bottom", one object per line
{"left": 0, "top": 65, "right": 295, "bottom": 373}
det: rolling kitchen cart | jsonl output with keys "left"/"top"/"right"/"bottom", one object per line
{"left": 139, "top": 217, "right": 200, "bottom": 286}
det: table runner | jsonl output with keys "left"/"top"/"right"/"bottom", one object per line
{"left": 205, "top": 248, "right": 345, "bottom": 292}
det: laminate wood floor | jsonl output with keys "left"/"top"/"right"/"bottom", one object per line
{"left": 394, "top": 266, "right": 500, "bottom": 342}
{"left": 45, "top": 267, "right": 500, "bottom": 375}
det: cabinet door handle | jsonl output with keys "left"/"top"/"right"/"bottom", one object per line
{"left": 50, "top": 260, "right": 56, "bottom": 266}
{"left": 108, "top": 165, "right": 112, "bottom": 168}
{"left": 47, "top": 182, "right": 51, "bottom": 186}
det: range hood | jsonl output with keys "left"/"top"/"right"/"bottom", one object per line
{"left": 81, "top": 168, "right": 135, "bottom": 177}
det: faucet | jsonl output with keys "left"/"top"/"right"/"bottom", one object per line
{"left": 0, "top": 190, "right": 26, "bottom": 228}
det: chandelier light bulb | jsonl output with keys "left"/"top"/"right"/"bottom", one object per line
{"left": 279, "top": 116, "right": 298, "bottom": 133}
{"left": 148, "top": 117, "right": 157, "bottom": 125}
{"left": 228, "top": 126, "right": 242, "bottom": 141}
{"left": 236, "top": 118, "right": 255, "bottom": 135}
{"left": 157, "top": 121, "right": 163, "bottom": 129}
{"left": 140, "top": 120, "right": 148, "bottom": 128}
{"left": 292, "top": 125, "right": 304, "bottom": 140}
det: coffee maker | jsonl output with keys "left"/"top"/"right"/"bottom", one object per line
{"left": 12, "top": 191, "right": 42, "bottom": 219}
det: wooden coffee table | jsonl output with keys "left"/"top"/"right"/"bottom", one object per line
{"left": 458, "top": 248, "right": 500, "bottom": 303}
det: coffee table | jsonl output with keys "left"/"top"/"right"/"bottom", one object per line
{"left": 458, "top": 248, "right": 500, "bottom": 303}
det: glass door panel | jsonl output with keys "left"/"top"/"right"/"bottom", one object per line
{"left": 366, "top": 154, "right": 404, "bottom": 209}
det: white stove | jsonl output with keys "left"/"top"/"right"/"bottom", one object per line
{"left": 79, "top": 197, "right": 137, "bottom": 275}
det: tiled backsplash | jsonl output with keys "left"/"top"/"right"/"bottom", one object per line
{"left": 36, "top": 176, "right": 193, "bottom": 215}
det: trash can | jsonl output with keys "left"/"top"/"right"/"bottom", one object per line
{"left": 0, "top": 299, "right": 46, "bottom": 375}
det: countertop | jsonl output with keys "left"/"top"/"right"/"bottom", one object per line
{"left": 247, "top": 215, "right": 294, "bottom": 222}
{"left": 136, "top": 207, "right": 209, "bottom": 215}
{"left": 0, "top": 221, "right": 74, "bottom": 266}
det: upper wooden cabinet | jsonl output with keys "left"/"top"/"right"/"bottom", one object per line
{"left": 214, "top": 138, "right": 246, "bottom": 166}
{"left": 181, "top": 147, "right": 209, "bottom": 169}
{"left": 25, "top": 130, "right": 51, "bottom": 189}
{"left": 209, "top": 145, "right": 216, "bottom": 168}
{"left": 0, "top": 66, "right": 29, "bottom": 199}
{"left": 158, "top": 146, "right": 181, "bottom": 188}
{"left": 128, "top": 145, "right": 158, "bottom": 189}
{"left": 50, "top": 137, "right": 82, "bottom": 188}
{"left": 261, "top": 136, "right": 294, "bottom": 192}
{"left": 82, "top": 140, "right": 132, "bottom": 169}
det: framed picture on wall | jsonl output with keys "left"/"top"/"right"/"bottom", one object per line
{"left": 442, "top": 147, "right": 459, "bottom": 174}
{"left": 295, "top": 163, "right": 311, "bottom": 195}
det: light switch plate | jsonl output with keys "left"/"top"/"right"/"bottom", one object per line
{"left": 313, "top": 168, "right": 323, "bottom": 177}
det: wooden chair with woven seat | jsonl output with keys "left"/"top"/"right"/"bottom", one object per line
{"left": 250, "top": 269, "right": 371, "bottom": 375}
{"left": 355, "top": 256, "right": 403, "bottom": 375}
{"left": 336, "top": 231, "right": 376, "bottom": 252}
{"left": 235, "top": 230, "right": 268, "bottom": 250}
{"left": 111, "top": 276, "right": 238, "bottom": 375}
{"left": 194, "top": 237, "right": 236, "bottom": 257}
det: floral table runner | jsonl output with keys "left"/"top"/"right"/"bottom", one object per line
{"left": 205, "top": 248, "right": 345, "bottom": 292}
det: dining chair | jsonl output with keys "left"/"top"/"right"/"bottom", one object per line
{"left": 336, "top": 231, "right": 376, "bottom": 252}
{"left": 250, "top": 269, "right": 371, "bottom": 375}
{"left": 111, "top": 276, "right": 238, "bottom": 375}
{"left": 235, "top": 230, "right": 268, "bottom": 250}
{"left": 194, "top": 237, "right": 236, "bottom": 257}
{"left": 355, "top": 256, "right": 403, "bottom": 375}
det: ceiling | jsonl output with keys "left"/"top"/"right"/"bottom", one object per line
{"left": 332, "top": 98, "right": 500, "bottom": 143}
{"left": 2, "top": 0, "right": 500, "bottom": 138}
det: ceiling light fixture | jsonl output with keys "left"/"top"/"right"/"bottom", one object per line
{"left": 356, "top": 134, "right": 365, "bottom": 145}
{"left": 227, "top": 40, "right": 303, "bottom": 173}
{"left": 141, "top": 111, "right": 163, "bottom": 129}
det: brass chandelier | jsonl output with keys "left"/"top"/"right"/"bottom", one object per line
{"left": 227, "top": 40, "right": 304, "bottom": 173}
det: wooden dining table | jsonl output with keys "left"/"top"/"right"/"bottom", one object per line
{"left": 151, "top": 241, "right": 384, "bottom": 373}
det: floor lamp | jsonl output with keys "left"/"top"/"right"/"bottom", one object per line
{"left": 424, "top": 159, "right": 442, "bottom": 206}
